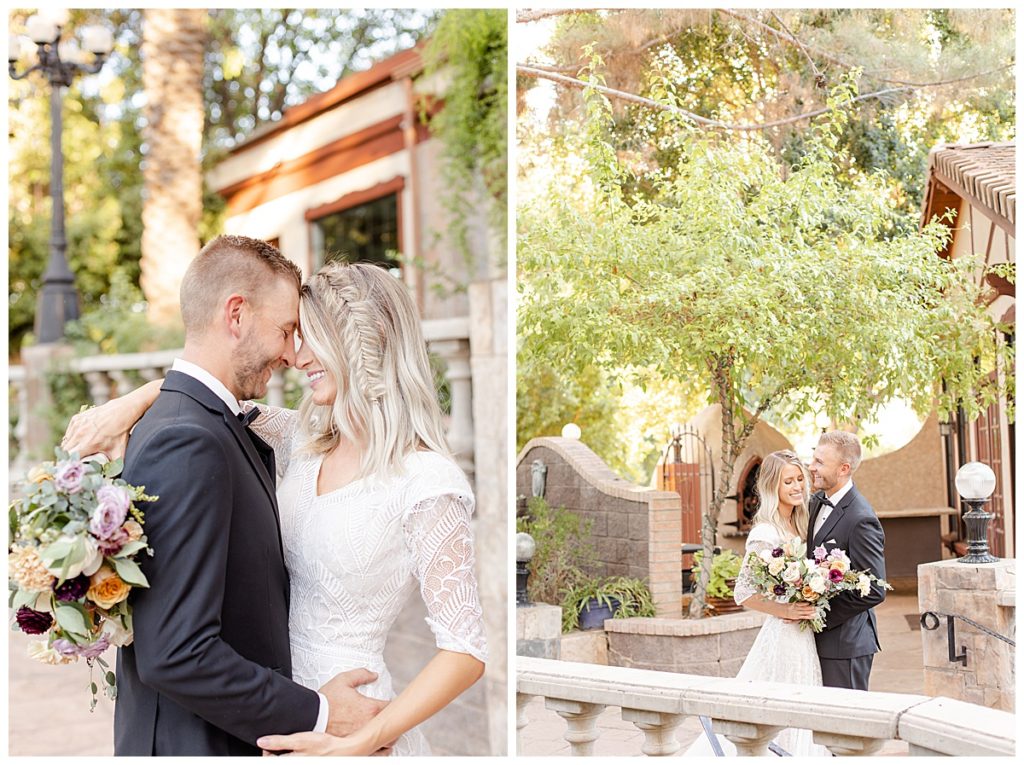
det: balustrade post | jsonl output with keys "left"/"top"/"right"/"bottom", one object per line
{"left": 717, "top": 720, "right": 783, "bottom": 756}
{"left": 815, "top": 732, "right": 885, "bottom": 756}
{"left": 108, "top": 370, "right": 132, "bottom": 399}
{"left": 430, "top": 338, "right": 474, "bottom": 477}
{"left": 83, "top": 371, "right": 112, "bottom": 405}
{"left": 545, "top": 698, "right": 605, "bottom": 756}
{"left": 516, "top": 693, "right": 532, "bottom": 755}
{"left": 621, "top": 708, "right": 685, "bottom": 755}
{"left": 139, "top": 366, "right": 165, "bottom": 382}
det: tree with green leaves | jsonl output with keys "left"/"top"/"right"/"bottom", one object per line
{"left": 518, "top": 74, "right": 1012, "bottom": 617}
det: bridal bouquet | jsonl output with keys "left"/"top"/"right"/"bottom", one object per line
{"left": 8, "top": 449, "right": 155, "bottom": 709}
{"left": 744, "top": 536, "right": 891, "bottom": 632}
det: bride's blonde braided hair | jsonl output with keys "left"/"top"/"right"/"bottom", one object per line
{"left": 297, "top": 262, "right": 450, "bottom": 478}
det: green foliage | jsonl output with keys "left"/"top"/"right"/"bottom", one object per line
{"left": 9, "top": 9, "right": 437, "bottom": 357}
{"left": 560, "top": 575, "right": 657, "bottom": 632}
{"left": 516, "top": 497, "right": 597, "bottom": 606}
{"left": 421, "top": 9, "right": 508, "bottom": 272}
{"left": 519, "top": 81, "right": 1012, "bottom": 618}
{"left": 692, "top": 549, "right": 742, "bottom": 599}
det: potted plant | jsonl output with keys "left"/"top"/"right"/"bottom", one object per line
{"left": 691, "top": 549, "right": 743, "bottom": 615}
{"left": 561, "top": 575, "right": 657, "bottom": 632}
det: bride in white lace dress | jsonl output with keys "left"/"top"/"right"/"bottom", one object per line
{"left": 64, "top": 262, "right": 486, "bottom": 756}
{"left": 685, "top": 450, "right": 829, "bottom": 757}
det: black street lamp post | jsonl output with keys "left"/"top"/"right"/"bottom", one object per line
{"left": 9, "top": 11, "right": 113, "bottom": 343}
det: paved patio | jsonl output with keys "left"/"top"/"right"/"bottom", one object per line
{"left": 518, "top": 594, "right": 924, "bottom": 756}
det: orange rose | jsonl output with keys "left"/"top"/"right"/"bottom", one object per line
{"left": 801, "top": 584, "right": 820, "bottom": 601}
{"left": 87, "top": 565, "right": 131, "bottom": 610}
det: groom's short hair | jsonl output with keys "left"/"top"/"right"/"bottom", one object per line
{"left": 819, "top": 430, "right": 862, "bottom": 472}
{"left": 180, "top": 235, "right": 302, "bottom": 335}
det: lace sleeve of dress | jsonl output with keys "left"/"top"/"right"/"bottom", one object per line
{"left": 732, "top": 525, "right": 780, "bottom": 606}
{"left": 403, "top": 493, "right": 488, "bottom": 663}
{"left": 238, "top": 402, "right": 299, "bottom": 478}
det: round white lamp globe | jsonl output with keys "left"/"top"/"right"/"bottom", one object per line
{"left": 561, "top": 423, "right": 581, "bottom": 440}
{"left": 954, "top": 462, "right": 996, "bottom": 501}
{"left": 516, "top": 532, "right": 536, "bottom": 563}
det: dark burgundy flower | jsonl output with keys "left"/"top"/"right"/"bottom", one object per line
{"left": 15, "top": 606, "right": 53, "bottom": 635}
{"left": 771, "top": 547, "right": 784, "bottom": 558}
{"left": 829, "top": 568, "right": 845, "bottom": 583}
{"left": 773, "top": 584, "right": 786, "bottom": 596}
{"left": 53, "top": 574, "right": 90, "bottom": 602}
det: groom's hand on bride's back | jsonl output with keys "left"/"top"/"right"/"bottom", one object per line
{"left": 320, "top": 668, "right": 389, "bottom": 738}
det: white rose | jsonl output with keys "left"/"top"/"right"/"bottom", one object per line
{"left": 781, "top": 562, "right": 802, "bottom": 583}
{"left": 101, "top": 617, "right": 134, "bottom": 647}
{"left": 42, "top": 535, "right": 103, "bottom": 580}
{"left": 857, "top": 574, "right": 872, "bottom": 597}
{"left": 758, "top": 549, "right": 775, "bottom": 564}
{"left": 809, "top": 574, "right": 827, "bottom": 594}
{"left": 27, "top": 639, "right": 74, "bottom": 666}
{"left": 768, "top": 557, "right": 786, "bottom": 576}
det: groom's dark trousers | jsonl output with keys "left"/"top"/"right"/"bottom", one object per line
{"left": 115, "top": 372, "right": 320, "bottom": 755}
{"left": 807, "top": 484, "right": 887, "bottom": 692}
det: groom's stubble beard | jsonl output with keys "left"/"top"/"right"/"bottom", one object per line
{"left": 232, "top": 327, "right": 279, "bottom": 401}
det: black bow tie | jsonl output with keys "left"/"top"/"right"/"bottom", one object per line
{"left": 237, "top": 408, "right": 260, "bottom": 428}
{"left": 817, "top": 494, "right": 834, "bottom": 508}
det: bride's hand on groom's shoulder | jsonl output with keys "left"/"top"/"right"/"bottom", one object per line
{"left": 320, "top": 668, "right": 389, "bottom": 737}
{"left": 61, "top": 403, "right": 130, "bottom": 460}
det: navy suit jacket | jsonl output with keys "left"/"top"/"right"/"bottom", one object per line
{"left": 114, "top": 371, "right": 319, "bottom": 756}
{"left": 806, "top": 483, "right": 887, "bottom": 660}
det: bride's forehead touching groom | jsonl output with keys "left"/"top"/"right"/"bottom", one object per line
{"left": 178, "top": 235, "right": 302, "bottom": 401}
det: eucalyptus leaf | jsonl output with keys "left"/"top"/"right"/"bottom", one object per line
{"left": 54, "top": 604, "right": 89, "bottom": 637}
{"left": 111, "top": 558, "right": 149, "bottom": 588}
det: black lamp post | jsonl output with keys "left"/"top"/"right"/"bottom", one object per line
{"left": 954, "top": 461, "right": 999, "bottom": 564}
{"left": 9, "top": 11, "right": 113, "bottom": 343}
{"left": 516, "top": 532, "right": 536, "bottom": 606}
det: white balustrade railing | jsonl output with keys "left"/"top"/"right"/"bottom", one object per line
{"left": 9, "top": 317, "right": 474, "bottom": 475}
{"left": 517, "top": 657, "right": 1016, "bottom": 757}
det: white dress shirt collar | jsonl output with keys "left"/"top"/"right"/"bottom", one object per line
{"left": 825, "top": 477, "right": 854, "bottom": 507}
{"left": 171, "top": 358, "right": 241, "bottom": 416}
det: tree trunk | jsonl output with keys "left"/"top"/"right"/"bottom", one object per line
{"left": 140, "top": 9, "right": 206, "bottom": 324}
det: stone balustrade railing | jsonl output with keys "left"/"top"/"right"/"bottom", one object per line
{"left": 517, "top": 657, "right": 1015, "bottom": 757}
{"left": 9, "top": 317, "right": 474, "bottom": 475}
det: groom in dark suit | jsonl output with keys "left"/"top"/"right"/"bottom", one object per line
{"left": 116, "top": 236, "right": 382, "bottom": 755}
{"left": 806, "top": 430, "right": 887, "bottom": 691}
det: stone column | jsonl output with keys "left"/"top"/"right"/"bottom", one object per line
{"left": 516, "top": 602, "right": 561, "bottom": 659}
{"left": 918, "top": 558, "right": 1015, "bottom": 711}
{"left": 717, "top": 720, "right": 783, "bottom": 756}
{"left": 20, "top": 343, "right": 74, "bottom": 463}
{"left": 469, "top": 278, "right": 507, "bottom": 754}
{"left": 515, "top": 693, "right": 532, "bottom": 755}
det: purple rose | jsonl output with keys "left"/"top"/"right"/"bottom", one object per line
{"left": 97, "top": 527, "right": 129, "bottom": 556}
{"left": 54, "top": 460, "right": 86, "bottom": 494}
{"left": 773, "top": 584, "right": 786, "bottom": 596}
{"left": 89, "top": 485, "right": 131, "bottom": 540}
{"left": 51, "top": 638, "right": 80, "bottom": 657}
{"left": 829, "top": 568, "right": 845, "bottom": 583}
{"left": 53, "top": 574, "right": 90, "bottom": 602}
{"left": 79, "top": 635, "right": 110, "bottom": 659}
{"left": 813, "top": 545, "right": 828, "bottom": 562}
{"left": 771, "top": 547, "right": 784, "bottom": 558}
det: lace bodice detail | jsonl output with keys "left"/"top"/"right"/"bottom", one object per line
{"left": 243, "top": 403, "right": 487, "bottom": 664}
{"left": 733, "top": 523, "right": 796, "bottom": 605}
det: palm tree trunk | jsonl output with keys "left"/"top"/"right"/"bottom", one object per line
{"left": 140, "top": 9, "right": 206, "bottom": 323}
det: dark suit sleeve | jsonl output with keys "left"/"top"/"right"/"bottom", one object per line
{"left": 124, "top": 422, "right": 320, "bottom": 744}
{"left": 822, "top": 513, "right": 887, "bottom": 630}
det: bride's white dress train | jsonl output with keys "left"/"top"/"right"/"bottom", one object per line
{"left": 684, "top": 523, "right": 830, "bottom": 757}
{"left": 252, "top": 406, "right": 488, "bottom": 755}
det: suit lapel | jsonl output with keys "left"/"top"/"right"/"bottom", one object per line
{"left": 161, "top": 372, "right": 282, "bottom": 529}
{"left": 807, "top": 493, "right": 824, "bottom": 556}
{"left": 814, "top": 486, "right": 857, "bottom": 546}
